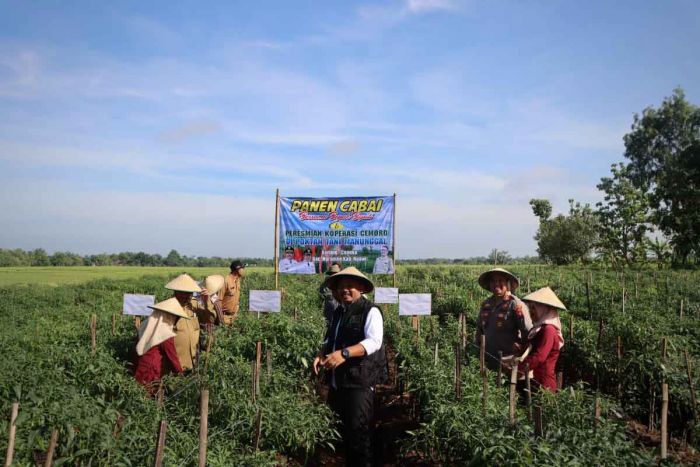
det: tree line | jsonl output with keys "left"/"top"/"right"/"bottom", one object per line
{"left": 530, "top": 88, "right": 700, "bottom": 267}
{"left": 0, "top": 248, "right": 273, "bottom": 268}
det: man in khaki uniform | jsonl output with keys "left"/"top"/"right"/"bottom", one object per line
{"left": 218, "top": 260, "right": 246, "bottom": 325}
{"left": 165, "top": 273, "right": 208, "bottom": 371}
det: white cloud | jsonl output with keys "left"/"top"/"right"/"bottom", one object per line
{"left": 406, "top": 0, "right": 459, "bottom": 14}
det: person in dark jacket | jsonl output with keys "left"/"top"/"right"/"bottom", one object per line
{"left": 518, "top": 287, "right": 566, "bottom": 392}
{"left": 313, "top": 267, "right": 387, "bottom": 467}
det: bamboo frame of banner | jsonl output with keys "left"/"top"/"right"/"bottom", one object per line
{"left": 392, "top": 193, "right": 397, "bottom": 288}
{"left": 274, "top": 189, "right": 280, "bottom": 290}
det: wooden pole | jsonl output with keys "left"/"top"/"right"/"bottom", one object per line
{"left": 411, "top": 315, "right": 419, "bottom": 331}
{"left": 274, "top": 189, "right": 280, "bottom": 290}
{"left": 153, "top": 420, "right": 167, "bottom": 467}
{"left": 90, "top": 314, "right": 97, "bottom": 354}
{"left": 392, "top": 193, "right": 397, "bottom": 288}
{"left": 253, "top": 409, "right": 263, "bottom": 451}
{"left": 594, "top": 397, "right": 601, "bottom": 428}
{"left": 454, "top": 343, "right": 462, "bottom": 400}
{"left": 680, "top": 299, "right": 684, "bottom": 319}
{"left": 4, "top": 402, "right": 18, "bottom": 467}
{"left": 44, "top": 428, "right": 59, "bottom": 467}
{"left": 134, "top": 316, "right": 141, "bottom": 330}
{"left": 433, "top": 342, "right": 439, "bottom": 367}
{"left": 533, "top": 405, "right": 543, "bottom": 437}
{"left": 203, "top": 330, "right": 213, "bottom": 373}
{"left": 524, "top": 363, "right": 532, "bottom": 419}
{"left": 661, "top": 383, "right": 669, "bottom": 459}
{"left": 198, "top": 390, "right": 209, "bottom": 467}
{"left": 497, "top": 351, "right": 503, "bottom": 387}
{"left": 251, "top": 360, "right": 257, "bottom": 403}
{"left": 266, "top": 347, "right": 272, "bottom": 380}
{"left": 481, "top": 335, "right": 488, "bottom": 416}
{"left": 684, "top": 350, "right": 697, "bottom": 420}
{"left": 557, "top": 372, "right": 563, "bottom": 390}
{"left": 480, "top": 335, "right": 486, "bottom": 374}
{"left": 509, "top": 365, "right": 518, "bottom": 426}
{"left": 568, "top": 315, "right": 574, "bottom": 341}
{"left": 255, "top": 341, "right": 262, "bottom": 396}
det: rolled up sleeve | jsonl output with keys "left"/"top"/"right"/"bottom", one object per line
{"left": 359, "top": 307, "right": 383, "bottom": 356}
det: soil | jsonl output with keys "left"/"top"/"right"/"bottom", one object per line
{"left": 626, "top": 419, "right": 700, "bottom": 465}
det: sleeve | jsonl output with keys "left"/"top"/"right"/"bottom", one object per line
{"left": 162, "top": 338, "right": 183, "bottom": 373}
{"left": 513, "top": 300, "right": 532, "bottom": 344}
{"left": 521, "top": 325, "right": 556, "bottom": 372}
{"left": 359, "top": 307, "right": 383, "bottom": 356}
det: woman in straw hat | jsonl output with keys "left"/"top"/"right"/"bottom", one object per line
{"left": 134, "top": 297, "right": 189, "bottom": 394}
{"left": 165, "top": 273, "right": 205, "bottom": 371}
{"left": 475, "top": 268, "right": 532, "bottom": 370}
{"left": 518, "top": 287, "right": 566, "bottom": 392}
{"left": 313, "top": 266, "right": 387, "bottom": 467}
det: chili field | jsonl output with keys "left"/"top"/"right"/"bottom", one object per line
{"left": 1, "top": 266, "right": 699, "bottom": 465}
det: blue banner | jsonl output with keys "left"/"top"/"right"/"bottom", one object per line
{"left": 278, "top": 196, "right": 395, "bottom": 274}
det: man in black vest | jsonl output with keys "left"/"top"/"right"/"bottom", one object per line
{"left": 313, "top": 267, "right": 387, "bottom": 467}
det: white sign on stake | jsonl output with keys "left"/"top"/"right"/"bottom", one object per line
{"left": 249, "top": 290, "right": 282, "bottom": 313}
{"left": 123, "top": 294, "right": 155, "bottom": 316}
{"left": 374, "top": 287, "right": 399, "bottom": 304}
{"left": 399, "top": 293, "right": 432, "bottom": 316}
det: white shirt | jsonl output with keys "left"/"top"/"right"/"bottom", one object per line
{"left": 329, "top": 306, "right": 384, "bottom": 388}
{"left": 298, "top": 261, "right": 316, "bottom": 274}
{"left": 279, "top": 258, "right": 296, "bottom": 273}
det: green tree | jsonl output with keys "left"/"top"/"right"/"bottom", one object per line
{"left": 165, "top": 249, "right": 183, "bottom": 266}
{"left": 529, "top": 199, "right": 552, "bottom": 221}
{"left": 487, "top": 249, "right": 512, "bottom": 265}
{"left": 595, "top": 163, "right": 650, "bottom": 267}
{"left": 530, "top": 199, "right": 598, "bottom": 265}
{"left": 624, "top": 88, "right": 700, "bottom": 265}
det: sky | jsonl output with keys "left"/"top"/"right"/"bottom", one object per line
{"left": 1, "top": 0, "right": 699, "bottom": 258}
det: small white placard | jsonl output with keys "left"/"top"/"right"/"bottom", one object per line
{"left": 249, "top": 290, "right": 282, "bottom": 313}
{"left": 374, "top": 287, "right": 399, "bottom": 304}
{"left": 123, "top": 294, "right": 155, "bottom": 316}
{"left": 399, "top": 293, "right": 432, "bottom": 316}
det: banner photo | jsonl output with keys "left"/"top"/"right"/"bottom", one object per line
{"left": 279, "top": 196, "right": 395, "bottom": 274}
{"left": 122, "top": 294, "right": 155, "bottom": 316}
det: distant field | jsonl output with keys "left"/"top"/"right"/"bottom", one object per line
{"left": 0, "top": 266, "right": 271, "bottom": 286}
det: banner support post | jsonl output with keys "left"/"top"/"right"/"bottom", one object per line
{"left": 392, "top": 193, "right": 397, "bottom": 288}
{"left": 274, "top": 189, "right": 280, "bottom": 290}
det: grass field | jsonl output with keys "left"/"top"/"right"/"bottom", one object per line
{"left": 0, "top": 266, "right": 272, "bottom": 286}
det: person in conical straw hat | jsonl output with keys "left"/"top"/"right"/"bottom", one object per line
{"left": 313, "top": 266, "right": 388, "bottom": 466}
{"left": 475, "top": 268, "right": 532, "bottom": 371}
{"left": 165, "top": 273, "right": 207, "bottom": 371}
{"left": 134, "top": 297, "right": 189, "bottom": 394}
{"left": 518, "top": 287, "right": 566, "bottom": 393}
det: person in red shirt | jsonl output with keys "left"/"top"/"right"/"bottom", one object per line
{"left": 519, "top": 287, "right": 566, "bottom": 393}
{"left": 134, "top": 297, "right": 190, "bottom": 394}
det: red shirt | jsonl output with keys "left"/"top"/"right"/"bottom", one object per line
{"left": 134, "top": 337, "right": 183, "bottom": 391}
{"left": 521, "top": 324, "right": 560, "bottom": 392}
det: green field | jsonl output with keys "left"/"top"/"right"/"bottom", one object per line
{"left": 0, "top": 266, "right": 272, "bottom": 286}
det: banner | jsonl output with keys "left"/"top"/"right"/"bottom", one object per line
{"left": 279, "top": 196, "right": 395, "bottom": 274}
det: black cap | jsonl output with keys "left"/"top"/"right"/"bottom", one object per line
{"left": 303, "top": 247, "right": 312, "bottom": 255}
{"left": 284, "top": 246, "right": 294, "bottom": 253}
{"left": 230, "top": 260, "right": 247, "bottom": 271}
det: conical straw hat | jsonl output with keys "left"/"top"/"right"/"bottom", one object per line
{"left": 478, "top": 268, "right": 520, "bottom": 292}
{"left": 204, "top": 275, "right": 225, "bottom": 294}
{"left": 165, "top": 273, "right": 202, "bottom": 293}
{"left": 523, "top": 287, "right": 567, "bottom": 311}
{"left": 148, "top": 297, "right": 190, "bottom": 319}
{"left": 323, "top": 266, "right": 374, "bottom": 292}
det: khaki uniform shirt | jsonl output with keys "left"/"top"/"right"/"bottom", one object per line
{"left": 475, "top": 293, "right": 532, "bottom": 370}
{"left": 174, "top": 298, "right": 202, "bottom": 371}
{"left": 218, "top": 273, "right": 241, "bottom": 325}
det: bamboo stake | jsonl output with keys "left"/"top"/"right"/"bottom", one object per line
{"left": 557, "top": 372, "right": 563, "bottom": 390}
{"left": 497, "top": 351, "right": 503, "bottom": 388}
{"left": 680, "top": 299, "right": 684, "bottom": 319}
{"left": 255, "top": 341, "right": 262, "bottom": 396}
{"left": 153, "top": 421, "right": 167, "bottom": 467}
{"left": 134, "top": 316, "right": 141, "bottom": 330}
{"left": 4, "top": 402, "right": 18, "bottom": 467}
{"left": 533, "top": 405, "right": 543, "bottom": 437}
{"left": 479, "top": 335, "right": 486, "bottom": 374}
{"left": 274, "top": 188, "right": 280, "bottom": 290}
{"left": 594, "top": 397, "right": 601, "bottom": 428}
{"left": 684, "top": 350, "right": 697, "bottom": 420}
{"left": 433, "top": 342, "right": 439, "bottom": 367}
{"left": 454, "top": 343, "right": 462, "bottom": 400}
{"left": 266, "top": 347, "right": 272, "bottom": 380}
{"left": 481, "top": 337, "right": 488, "bottom": 416}
{"left": 509, "top": 365, "right": 518, "bottom": 426}
{"left": 661, "top": 383, "right": 669, "bottom": 459}
{"left": 524, "top": 363, "right": 532, "bottom": 419}
{"left": 568, "top": 315, "right": 574, "bottom": 341}
{"left": 251, "top": 360, "right": 257, "bottom": 403}
{"left": 198, "top": 390, "right": 209, "bottom": 467}
{"left": 90, "top": 314, "right": 97, "bottom": 354}
{"left": 253, "top": 409, "right": 263, "bottom": 451}
{"left": 44, "top": 428, "right": 59, "bottom": 467}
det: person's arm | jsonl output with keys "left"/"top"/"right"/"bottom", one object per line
{"left": 321, "top": 308, "right": 383, "bottom": 369}
{"left": 162, "top": 338, "right": 184, "bottom": 373}
{"left": 520, "top": 325, "right": 556, "bottom": 373}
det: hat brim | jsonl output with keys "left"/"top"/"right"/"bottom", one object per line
{"left": 478, "top": 269, "right": 519, "bottom": 292}
{"left": 323, "top": 273, "right": 374, "bottom": 293}
{"left": 148, "top": 305, "right": 190, "bottom": 319}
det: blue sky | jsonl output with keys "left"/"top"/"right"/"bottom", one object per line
{"left": 1, "top": 0, "right": 699, "bottom": 258}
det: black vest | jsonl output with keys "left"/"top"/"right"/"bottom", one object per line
{"left": 324, "top": 297, "right": 388, "bottom": 389}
